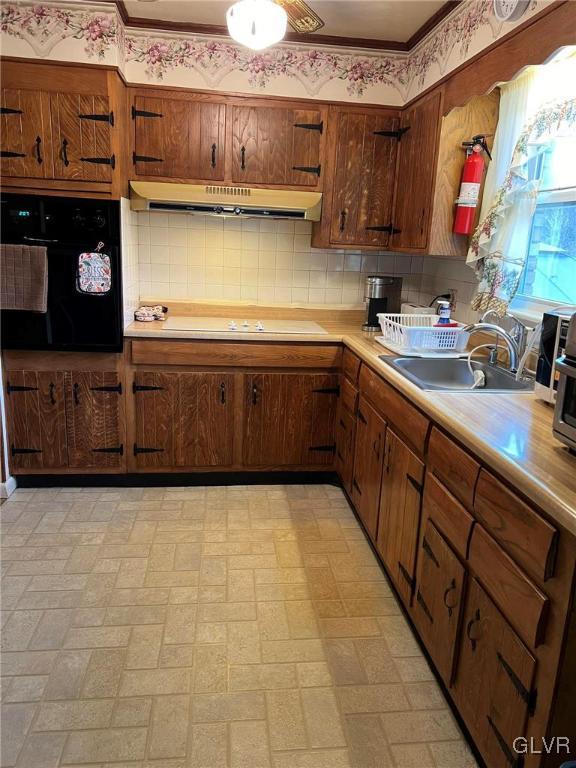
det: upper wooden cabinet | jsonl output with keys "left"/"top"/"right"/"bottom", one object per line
{"left": 231, "top": 105, "right": 323, "bottom": 187}
{"left": 0, "top": 61, "right": 123, "bottom": 196}
{"left": 132, "top": 94, "right": 226, "bottom": 181}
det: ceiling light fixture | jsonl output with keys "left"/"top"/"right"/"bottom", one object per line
{"left": 226, "top": 0, "right": 288, "bottom": 50}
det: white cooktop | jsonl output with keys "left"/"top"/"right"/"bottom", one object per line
{"left": 162, "top": 316, "right": 328, "bottom": 335}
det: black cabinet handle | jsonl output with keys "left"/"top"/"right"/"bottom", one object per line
{"left": 211, "top": 143, "right": 217, "bottom": 168}
{"left": 373, "top": 434, "right": 381, "bottom": 460}
{"left": 49, "top": 382, "right": 56, "bottom": 406}
{"left": 73, "top": 382, "right": 80, "bottom": 406}
{"left": 35, "top": 136, "right": 42, "bottom": 164}
{"left": 220, "top": 382, "right": 226, "bottom": 404}
{"left": 443, "top": 578, "right": 458, "bottom": 617}
{"left": 61, "top": 138, "right": 69, "bottom": 167}
{"left": 339, "top": 210, "right": 346, "bottom": 232}
{"left": 466, "top": 608, "right": 481, "bottom": 651}
{"left": 240, "top": 145, "right": 246, "bottom": 170}
{"left": 252, "top": 384, "right": 258, "bottom": 405}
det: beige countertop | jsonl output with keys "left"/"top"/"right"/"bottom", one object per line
{"left": 125, "top": 311, "right": 576, "bottom": 536}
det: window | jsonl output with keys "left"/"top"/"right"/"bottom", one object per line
{"left": 516, "top": 135, "right": 576, "bottom": 306}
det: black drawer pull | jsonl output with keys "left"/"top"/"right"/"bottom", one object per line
{"left": 90, "top": 383, "right": 122, "bottom": 394}
{"left": 443, "top": 578, "right": 458, "bottom": 617}
{"left": 134, "top": 444, "right": 164, "bottom": 455}
{"left": 211, "top": 143, "right": 217, "bottom": 168}
{"left": 11, "top": 445, "right": 41, "bottom": 456}
{"left": 61, "top": 138, "right": 70, "bottom": 167}
{"left": 220, "top": 382, "right": 226, "bottom": 404}
{"left": 73, "top": 382, "right": 80, "bottom": 406}
{"left": 466, "top": 608, "right": 481, "bottom": 652}
{"left": 251, "top": 384, "right": 258, "bottom": 405}
{"left": 49, "top": 383, "right": 56, "bottom": 406}
{"left": 1, "top": 150, "right": 26, "bottom": 158}
{"left": 35, "top": 136, "right": 42, "bottom": 164}
{"left": 339, "top": 210, "right": 346, "bottom": 232}
{"left": 240, "top": 145, "right": 246, "bottom": 170}
{"left": 92, "top": 445, "right": 124, "bottom": 455}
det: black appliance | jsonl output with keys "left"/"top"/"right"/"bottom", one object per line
{"left": 1, "top": 194, "right": 122, "bottom": 352}
{"left": 362, "top": 275, "right": 402, "bottom": 332}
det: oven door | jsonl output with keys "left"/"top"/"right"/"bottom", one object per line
{"left": 553, "top": 358, "right": 576, "bottom": 449}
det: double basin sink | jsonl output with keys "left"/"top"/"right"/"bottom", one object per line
{"left": 379, "top": 356, "right": 534, "bottom": 393}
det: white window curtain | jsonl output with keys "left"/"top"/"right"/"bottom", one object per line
{"left": 468, "top": 50, "right": 576, "bottom": 316}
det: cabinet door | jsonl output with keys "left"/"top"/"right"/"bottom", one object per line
{"left": 132, "top": 372, "right": 178, "bottom": 468}
{"left": 50, "top": 93, "right": 113, "bottom": 182}
{"left": 132, "top": 95, "right": 225, "bottom": 181}
{"left": 454, "top": 578, "right": 537, "bottom": 768}
{"left": 243, "top": 373, "right": 338, "bottom": 466}
{"left": 177, "top": 373, "right": 235, "bottom": 467}
{"left": 335, "top": 407, "right": 356, "bottom": 496}
{"left": 330, "top": 111, "right": 399, "bottom": 247}
{"left": 232, "top": 106, "right": 322, "bottom": 186}
{"left": 1, "top": 89, "right": 52, "bottom": 178}
{"left": 351, "top": 397, "right": 386, "bottom": 540}
{"left": 5, "top": 371, "right": 67, "bottom": 470}
{"left": 412, "top": 519, "right": 466, "bottom": 684}
{"left": 376, "top": 429, "right": 425, "bottom": 604}
{"left": 391, "top": 91, "right": 441, "bottom": 250}
{"left": 65, "top": 372, "right": 124, "bottom": 469}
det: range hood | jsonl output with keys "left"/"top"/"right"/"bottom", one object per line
{"left": 129, "top": 181, "right": 322, "bottom": 221}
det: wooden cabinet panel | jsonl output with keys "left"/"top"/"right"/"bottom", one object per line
{"left": 5, "top": 371, "right": 67, "bottom": 470}
{"left": 391, "top": 91, "right": 442, "bottom": 251}
{"left": 340, "top": 377, "right": 358, "bottom": 417}
{"left": 50, "top": 93, "right": 113, "bottom": 182}
{"left": 132, "top": 95, "right": 225, "bottom": 181}
{"left": 65, "top": 372, "right": 123, "bottom": 469}
{"left": 351, "top": 397, "right": 386, "bottom": 540}
{"left": 376, "top": 429, "right": 425, "bottom": 604}
{"left": 454, "top": 578, "right": 537, "bottom": 768}
{"left": 243, "top": 373, "right": 338, "bottom": 466}
{"left": 232, "top": 105, "right": 322, "bottom": 186}
{"left": 177, "top": 373, "right": 235, "bottom": 467}
{"left": 427, "top": 427, "right": 480, "bottom": 509}
{"left": 329, "top": 111, "right": 399, "bottom": 247}
{"left": 1, "top": 89, "right": 52, "bottom": 179}
{"left": 474, "top": 469, "right": 558, "bottom": 582}
{"left": 132, "top": 372, "right": 178, "bottom": 468}
{"left": 422, "top": 473, "right": 474, "bottom": 560}
{"left": 335, "top": 405, "right": 356, "bottom": 496}
{"left": 413, "top": 519, "right": 466, "bottom": 684}
{"left": 469, "top": 525, "right": 549, "bottom": 648}
{"left": 342, "top": 348, "right": 361, "bottom": 384}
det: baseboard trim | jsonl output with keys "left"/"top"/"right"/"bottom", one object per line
{"left": 14, "top": 471, "right": 341, "bottom": 488}
{"left": 0, "top": 475, "right": 17, "bottom": 498}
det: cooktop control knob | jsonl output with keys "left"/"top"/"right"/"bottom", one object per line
{"left": 228, "top": 320, "right": 237, "bottom": 330}
{"left": 256, "top": 321, "right": 264, "bottom": 331}
{"left": 242, "top": 320, "right": 249, "bottom": 328}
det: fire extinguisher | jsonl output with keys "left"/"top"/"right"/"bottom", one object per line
{"left": 453, "top": 134, "right": 492, "bottom": 235}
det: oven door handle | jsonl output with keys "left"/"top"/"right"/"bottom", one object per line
{"left": 23, "top": 236, "right": 59, "bottom": 244}
{"left": 555, "top": 357, "right": 576, "bottom": 380}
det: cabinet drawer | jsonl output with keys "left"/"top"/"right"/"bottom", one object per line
{"left": 340, "top": 377, "right": 358, "bottom": 416}
{"left": 359, "top": 365, "right": 429, "bottom": 456}
{"left": 428, "top": 428, "right": 480, "bottom": 509}
{"left": 131, "top": 340, "right": 342, "bottom": 369}
{"left": 469, "top": 525, "right": 549, "bottom": 648}
{"left": 422, "top": 472, "right": 474, "bottom": 560}
{"left": 474, "top": 470, "right": 558, "bottom": 583}
{"left": 342, "top": 348, "right": 361, "bottom": 384}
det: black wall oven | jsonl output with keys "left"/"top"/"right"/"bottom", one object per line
{"left": 1, "top": 194, "right": 123, "bottom": 352}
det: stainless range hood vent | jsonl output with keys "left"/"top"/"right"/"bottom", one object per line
{"left": 129, "top": 181, "right": 322, "bottom": 221}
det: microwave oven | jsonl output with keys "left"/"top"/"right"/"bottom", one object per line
{"left": 535, "top": 310, "right": 574, "bottom": 403}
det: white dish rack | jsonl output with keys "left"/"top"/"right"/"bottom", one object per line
{"left": 376, "top": 313, "right": 470, "bottom": 357}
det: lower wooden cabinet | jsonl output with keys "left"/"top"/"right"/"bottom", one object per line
{"left": 412, "top": 518, "right": 466, "bottom": 684}
{"left": 376, "top": 429, "right": 425, "bottom": 605}
{"left": 351, "top": 397, "right": 386, "bottom": 540}
{"left": 243, "top": 373, "right": 338, "bottom": 467}
{"left": 5, "top": 370, "right": 68, "bottom": 470}
{"left": 454, "top": 577, "right": 537, "bottom": 768}
{"left": 335, "top": 407, "right": 356, "bottom": 495}
{"left": 132, "top": 372, "right": 235, "bottom": 468}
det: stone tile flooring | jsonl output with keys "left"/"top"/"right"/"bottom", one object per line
{"left": 0, "top": 485, "right": 478, "bottom": 768}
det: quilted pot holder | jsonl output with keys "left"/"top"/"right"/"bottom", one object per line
{"left": 76, "top": 242, "right": 112, "bottom": 295}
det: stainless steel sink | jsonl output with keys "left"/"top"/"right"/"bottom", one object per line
{"left": 379, "top": 356, "right": 535, "bottom": 393}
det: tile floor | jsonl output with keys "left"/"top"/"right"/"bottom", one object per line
{"left": 0, "top": 484, "right": 478, "bottom": 768}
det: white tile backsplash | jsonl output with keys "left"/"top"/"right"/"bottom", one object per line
{"left": 124, "top": 207, "right": 481, "bottom": 315}
{"left": 120, "top": 198, "right": 139, "bottom": 328}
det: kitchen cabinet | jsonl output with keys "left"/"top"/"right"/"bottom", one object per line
{"left": 132, "top": 371, "right": 235, "bottom": 468}
{"left": 0, "top": 88, "right": 52, "bottom": 179}
{"left": 243, "top": 373, "right": 338, "bottom": 466}
{"left": 412, "top": 518, "right": 466, "bottom": 684}
{"left": 4, "top": 371, "right": 68, "bottom": 470}
{"left": 376, "top": 428, "right": 424, "bottom": 605}
{"left": 327, "top": 109, "right": 401, "bottom": 248}
{"left": 132, "top": 93, "right": 226, "bottom": 181}
{"left": 335, "top": 407, "right": 356, "bottom": 495}
{"left": 454, "top": 577, "right": 537, "bottom": 768}
{"left": 351, "top": 396, "right": 386, "bottom": 540}
{"left": 65, "top": 372, "right": 124, "bottom": 469}
{"left": 231, "top": 105, "right": 323, "bottom": 187}
{"left": 390, "top": 91, "right": 442, "bottom": 251}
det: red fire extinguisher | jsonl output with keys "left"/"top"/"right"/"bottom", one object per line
{"left": 453, "top": 134, "right": 492, "bottom": 235}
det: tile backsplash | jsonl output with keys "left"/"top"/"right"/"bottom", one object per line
{"left": 124, "top": 204, "right": 480, "bottom": 323}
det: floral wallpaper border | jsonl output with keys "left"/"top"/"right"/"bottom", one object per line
{"left": 0, "top": 0, "right": 545, "bottom": 102}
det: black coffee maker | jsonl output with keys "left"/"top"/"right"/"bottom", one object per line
{"left": 363, "top": 276, "right": 402, "bottom": 332}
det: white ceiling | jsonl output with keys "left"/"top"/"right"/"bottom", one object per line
{"left": 124, "top": 0, "right": 448, "bottom": 43}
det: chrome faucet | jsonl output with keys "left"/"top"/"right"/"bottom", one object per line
{"left": 462, "top": 322, "right": 520, "bottom": 372}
